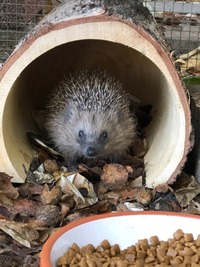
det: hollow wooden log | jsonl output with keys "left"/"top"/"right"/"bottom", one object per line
{"left": 0, "top": 0, "right": 192, "bottom": 187}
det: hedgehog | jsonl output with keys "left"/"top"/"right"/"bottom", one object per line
{"left": 44, "top": 68, "right": 137, "bottom": 168}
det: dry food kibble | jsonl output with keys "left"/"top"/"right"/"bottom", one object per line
{"left": 56, "top": 229, "right": 200, "bottom": 266}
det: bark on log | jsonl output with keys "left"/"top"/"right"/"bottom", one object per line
{"left": 0, "top": 0, "right": 192, "bottom": 187}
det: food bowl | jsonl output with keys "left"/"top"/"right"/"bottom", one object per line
{"left": 40, "top": 211, "right": 200, "bottom": 267}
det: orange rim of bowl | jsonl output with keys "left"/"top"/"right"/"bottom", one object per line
{"left": 40, "top": 210, "right": 200, "bottom": 267}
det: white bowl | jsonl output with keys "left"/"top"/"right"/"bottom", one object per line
{"left": 40, "top": 211, "right": 200, "bottom": 267}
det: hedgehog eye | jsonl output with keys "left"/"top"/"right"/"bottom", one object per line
{"left": 78, "top": 130, "right": 86, "bottom": 139}
{"left": 100, "top": 131, "right": 108, "bottom": 141}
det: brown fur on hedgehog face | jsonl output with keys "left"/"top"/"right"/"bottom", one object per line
{"left": 44, "top": 69, "right": 137, "bottom": 168}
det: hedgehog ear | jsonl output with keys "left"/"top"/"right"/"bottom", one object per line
{"left": 64, "top": 103, "right": 74, "bottom": 120}
{"left": 117, "top": 111, "right": 124, "bottom": 123}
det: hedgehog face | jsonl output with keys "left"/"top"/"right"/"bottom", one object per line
{"left": 69, "top": 108, "right": 136, "bottom": 160}
{"left": 76, "top": 129, "right": 108, "bottom": 158}
{"left": 74, "top": 114, "right": 109, "bottom": 158}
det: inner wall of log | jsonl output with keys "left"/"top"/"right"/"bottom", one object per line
{"left": 24, "top": 41, "right": 163, "bottom": 109}
{"left": 0, "top": 20, "right": 190, "bottom": 187}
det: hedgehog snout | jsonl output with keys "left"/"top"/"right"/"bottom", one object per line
{"left": 86, "top": 146, "right": 97, "bottom": 157}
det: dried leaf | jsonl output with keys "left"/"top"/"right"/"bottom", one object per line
{"left": 0, "top": 173, "right": 19, "bottom": 199}
{"left": 119, "top": 188, "right": 138, "bottom": 200}
{"left": 104, "top": 192, "right": 119, "bottom": 206}
{"left": 150, "top": 191, "right": 181, "bottom": 212}
{"left": 136, "top": 187, "right": 152, "bottom": 206}
{"left": 116, "top": 203, "right": 129, "bottom": 211}
{"left": 43, "top": 159, "right": 60, "bottom": 173}
{"left": 101, "top": 164, "right": 128, "bottom": 190}
{"left": 29, "top": 164, "right": 56, "bottom": 184}
{"left": 18, "top": 183, "right": 43, "bottom": 198}
{"left": 0, "top": 193, "right": 14, "bottom": 209}
{"left": 60, "top": 203, "right": 71, "bottom": 221}
{"left": 183, "top": 200, "right": 200, "bottom": 215}
{"left": 41, "top": 184, "right": 62, "bottom": 205}
{"left": 154, "top": 183, "right": 171, "bottom": 193}
{"left": 130, "top": 176, "right": 143, "bottom": 188}
{"left": 57, "top": 173, "right": 84, "bottom": 199}
{"left": 66, "top": 212, "right": 91, "bottom": 223}
{"left": 36, "top": 205, "right": 60, "bottom": 226}
{"left": 174, "top": 176, "right": 200, "bottom": 206}
{"left": 0, "top": 221, "right": 39, "bottom": 248}
{"left": 57, "top": 172, "right": 98, "bottom": 209}
{"left": 11, "top": 198, "right": 42, "bottom": 216}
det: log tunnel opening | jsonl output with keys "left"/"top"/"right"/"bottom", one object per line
{"left": 2, "top": 39, "right": 186, "bottom": 187}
